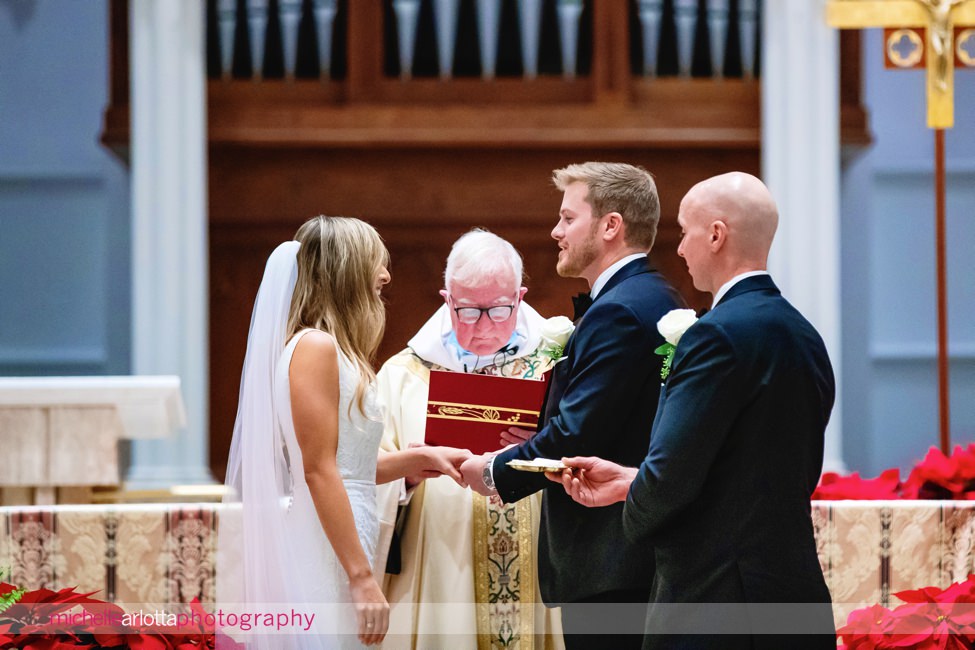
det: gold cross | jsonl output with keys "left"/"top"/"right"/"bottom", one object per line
{"left": 827, "top": 0, "right": 975, "bottom": 128}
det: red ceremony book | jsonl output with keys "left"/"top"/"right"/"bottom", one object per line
{"left": 425, "top": 370, "right": 549, "bottom": 455}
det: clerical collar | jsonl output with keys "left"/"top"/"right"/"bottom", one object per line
{"left": 407, "top": 302, "right": 546, "bottom": 373}
{"left": 442, "top": 331, "right": 525, "bottom": 373}
{"left": 712, "top": 270, "right": 770, "bottom": 308}
{"left": 590, "top": 253, "right": 647, "bottom": 299}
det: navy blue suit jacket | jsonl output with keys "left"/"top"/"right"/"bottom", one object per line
{"left": 493, "top": 257, "right": 685, "bottom": 604}
{"left": 624, "top": 275, "right": 835, "bottom": 648}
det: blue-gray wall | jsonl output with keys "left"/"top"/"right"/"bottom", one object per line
{"left": 1, "top": 2, "right": 973, "bottom": 475}
{"left": 0, "top": 0, "right": 130, "bottom": 377}
{"left": 841, "top": 29, "right": 975, "bottom": 474}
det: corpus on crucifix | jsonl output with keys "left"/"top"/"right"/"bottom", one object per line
{"left": 827, "top": 0, "right": 975, "bottom": 127}
{"left": 827, "top": 0, "right": 975, "bottom": 453}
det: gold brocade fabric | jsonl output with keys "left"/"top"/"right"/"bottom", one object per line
{"left": 4, "top": 499, "right": 975, "bottom": 637}
{"left": 473, "top": 495, "right": 536, "bottom": 650}
{"left": 429, "top": 348, "right": 555, "bottom": 650}
{"left": 812, "top": 501, "right": 975, "bottom": 628}
{"left": 0, "top": 505, "right": 218, "bottom": 606}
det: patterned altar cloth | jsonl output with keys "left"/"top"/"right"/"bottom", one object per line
{"left": 2, "top": 502, "right": 973, "bottom": 628}
{"left": 0, "top": 503, "right": 220, "bottom": 606}
{"left": 813, "top": 501, "right": 975, "bottom": 626}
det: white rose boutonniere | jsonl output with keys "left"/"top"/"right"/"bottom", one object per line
{"left": 655, "top": 308, "right": 698, "bottom": 380}
{"left": 537, "top": 315, "right": 574, "bottom": 363}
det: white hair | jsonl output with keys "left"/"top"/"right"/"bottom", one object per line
{"left": 444, "top": 229, "right": 524, "bottom": 292}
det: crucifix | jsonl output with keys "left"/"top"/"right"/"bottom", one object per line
{"left": 827, "top": 0, "right": 975, "bottom": 454}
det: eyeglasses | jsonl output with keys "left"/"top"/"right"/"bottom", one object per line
{"left": 452, "top": 305, "right": 516, "bottom": 324}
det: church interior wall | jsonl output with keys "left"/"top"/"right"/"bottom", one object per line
{"left": 840, "top": 28, "right": 975, "bottom": 475}
{"left": 2, "top": 2, "right": 974, "bottom": 479}
{"left": 0, "top": 0, "right": 131, "bottom": 380}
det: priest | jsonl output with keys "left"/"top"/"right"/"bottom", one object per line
{"left": 375, "top": 229, "right": 569, "bottom": 649}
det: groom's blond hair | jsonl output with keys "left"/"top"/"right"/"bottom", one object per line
{"left": 552, "top": 162, "right": 660, "bottom": 251}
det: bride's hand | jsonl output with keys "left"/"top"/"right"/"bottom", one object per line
{"left": 404, "top": 444, "right": 473, "bottom": 488}
{"left": 349, "top": 574, "right": 389, "bottom": 645}
{"left": 421, "top": 445, "right": 473, "bottom": 487}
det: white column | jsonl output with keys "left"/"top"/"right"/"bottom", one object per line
{"left": 762, "top": 0, "right": 845, "bottom": 472}
{"left": 127, "top": 0, "right": 213, "bottom": 487}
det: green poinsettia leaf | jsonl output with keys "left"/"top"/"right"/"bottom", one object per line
{"left": 0, "top": 568, "right": 26, "bottom": 615}
{"left": 0, "top": 587, "right": 26, "bottom": 615}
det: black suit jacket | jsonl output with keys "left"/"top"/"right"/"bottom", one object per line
{"left": 624, "top": 275, "right": 835, "bottom": 648}
{"left": 493, "top": 257, "right": 685, "bottom": 604}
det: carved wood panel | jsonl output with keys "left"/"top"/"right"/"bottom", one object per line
{"left": 207, "top": 146, "right": 756, "bottom": 480}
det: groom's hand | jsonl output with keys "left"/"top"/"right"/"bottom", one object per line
{"left": 460, "top": 454, "right": 498, "bottom": 497}
{"left": 545, "top": 456, "right": 638, "bottom": 508}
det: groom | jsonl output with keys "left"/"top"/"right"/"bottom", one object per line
{"left": 461, "top": 162, "right": 685, "bottom": 649}
{"left": 551, "top": 172, "right": 836, "bottom": 649}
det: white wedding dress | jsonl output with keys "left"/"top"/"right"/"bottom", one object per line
{"left": 273, "top": 328, "right": 383, "bottom": 649}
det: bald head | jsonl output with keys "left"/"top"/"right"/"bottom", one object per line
{"left": 685, "top": 172, "right": 778, "bottom": 256}
{"left": 677, "top": 172, "right": 779, "bottom": 294}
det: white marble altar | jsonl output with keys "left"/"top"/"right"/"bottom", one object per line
{"left": 0, "top": 376, "right": 185, "bottom": 504}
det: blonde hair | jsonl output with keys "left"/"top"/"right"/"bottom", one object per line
{"left": 288, "top": 215, "right": 389, "bottom": 416}
{"left": 552, "top": 162, "right": 660, "bottom": 250}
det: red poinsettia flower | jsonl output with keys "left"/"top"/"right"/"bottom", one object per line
{"left": 886, "top": 602, "right": 972, "bottom": 647}
{"left": 814, "top": 468, "right": 903, "bottom": 500}
{"left": 840, "top": 576, "right": 975, "bottom": 649}
{"left": 902, "top": 445, "right": 975, "bottom": 500}
{"left": 837, "top": 603, "right": 971, "bottom": 650}
{"left": 896, "top": 577, "right": 975, "bottom": 605}
{"left": 0, "top": 580, "right": 236, "bottom": 649}
{"left": 126, "top": 634, "right": 176, "bottom": 650}
{"left": 0, "top": 582, "right": 124, "bottom": 629}
{"left": 155, "top": 599, "right": 217, "bottom": 650}
{"left": 836, "top": 603, "right": 896, "bottom": 649}
{"left": 894, "top": 577, "right": 975, "bottom": 647}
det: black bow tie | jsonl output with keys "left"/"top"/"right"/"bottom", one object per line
{"left": 572, "top": 292, "right": 593, "bottom": 321}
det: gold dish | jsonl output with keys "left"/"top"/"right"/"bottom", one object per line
{"left": 507, "top": 459, "right": 567, "bottom": 473}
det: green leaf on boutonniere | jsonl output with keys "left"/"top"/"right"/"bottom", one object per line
{"left": 655, "top": 342, "right": 676, "bottom": 380}
{"left": 539, "top": 344, "right": 565, "bottom": 362}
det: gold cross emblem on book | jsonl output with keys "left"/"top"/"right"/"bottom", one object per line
{"left": 827, "top": 0, "right": 975, "bottom": 128}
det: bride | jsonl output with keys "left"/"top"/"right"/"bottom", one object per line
{"left": 221, "top": 216, "right": 469, "bottom": 649}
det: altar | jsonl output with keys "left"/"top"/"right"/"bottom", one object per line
{"left": 812, "top": 501, "right": 975, "bottom": 626}
{"left": 0, "top": 376, "right": 185, "bottom": 505}
{"left": 1, "top": 500, "right": 971, "bottom": 631}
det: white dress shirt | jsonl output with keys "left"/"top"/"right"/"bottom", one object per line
{"left": 487, "top": 252, "right": 649, "bottom": 489}
{"left": 712, "top": 270, "right": 770, "bottom": 309}
{"left": 590, "top": 253, "right": 647, "bottom": 299}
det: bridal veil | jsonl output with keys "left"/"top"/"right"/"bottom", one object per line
{"left": 218, "top": 240, "right": 316, "bottom": 647}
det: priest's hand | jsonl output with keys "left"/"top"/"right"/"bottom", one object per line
{"left": 545, "top": 456, "right": 638, "bottom": 508}
{"left": 499, "top": 426, "right": 534, "bottom": 446}
{"left": 460, "top": 453, "right": 499, "bottom": 497}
